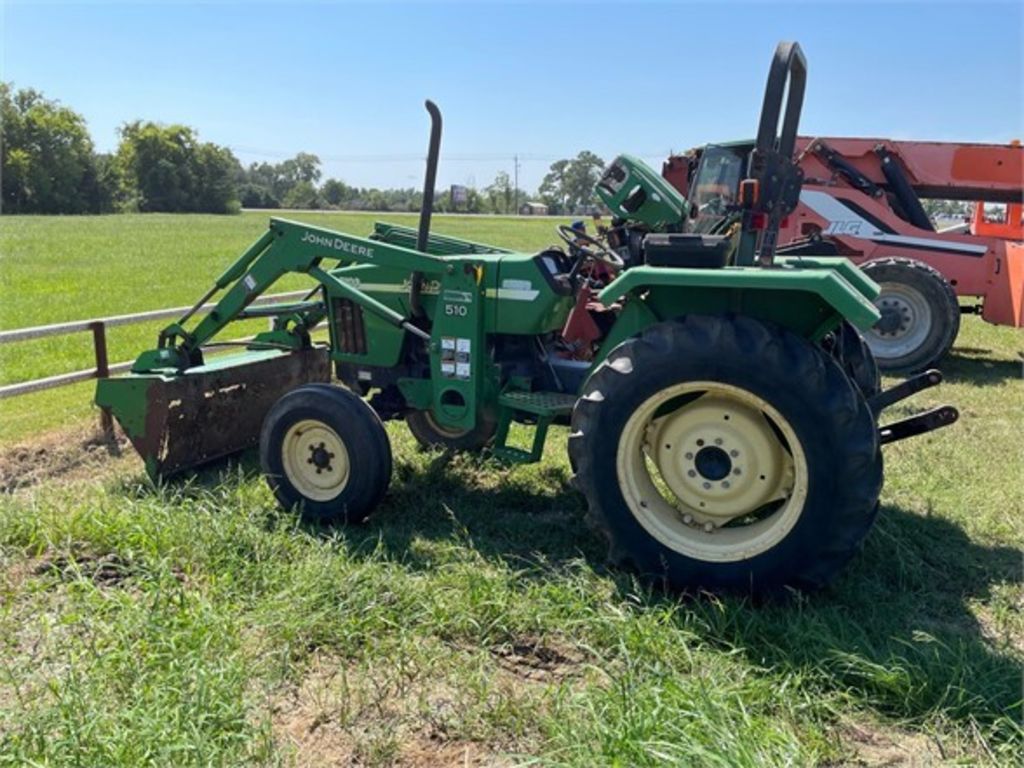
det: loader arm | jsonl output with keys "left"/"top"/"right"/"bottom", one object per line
{"left": 134, "top": 218, "right": 447, "bottom": 373}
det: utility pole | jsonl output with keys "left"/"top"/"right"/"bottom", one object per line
{"left": 513, "top": 154, "right": 520, "bottom": 215}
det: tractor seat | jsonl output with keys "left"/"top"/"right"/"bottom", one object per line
{"left": 643, "top": 233, "right": 731, "bottom": 269}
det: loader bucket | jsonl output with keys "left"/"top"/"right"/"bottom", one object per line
{"left": 96, "top": 347, "right": 330, "bottom": 480}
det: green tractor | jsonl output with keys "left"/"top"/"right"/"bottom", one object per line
{"left": 96, "top": 43, "right": 956, "bottom": 594}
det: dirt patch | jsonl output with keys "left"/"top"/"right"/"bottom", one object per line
{"left": 267, "top": 653, "right": 517, "bottom": 767}
{"left": 838, "top": 718, "right": 948, "bottom": 766}
{"left": 489, "top": 636, "right": 585, "bottom": 683}
{"left": 35, "top": 550, "right": 134, "bottom": 588}
{"left": 0, "top": 424, "right": 131, "bottom": 493}
{"left": 392, "top": 735, "right": 499, "bottom": 767}
{"left": 31, "top": 546, "right": 184, "bottom": 590}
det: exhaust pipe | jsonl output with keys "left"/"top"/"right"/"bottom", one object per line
{"left": 410, "top": 99, "right": 442, "bottom": 317}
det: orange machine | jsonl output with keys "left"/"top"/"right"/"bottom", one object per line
{"left": 663, "top": 138, "right": 1023, "bottom": 371}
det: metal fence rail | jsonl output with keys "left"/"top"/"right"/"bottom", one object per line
{"left": 0, "top": 290, "right": 311, "bottom": 434}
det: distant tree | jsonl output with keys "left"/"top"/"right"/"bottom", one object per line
{"left": 486, "top": 170, "right": 512, "bottom": 213}
{"left": 81, "top": 152, "right": 120, "bottom": 213}
{"left": 244, "top": 162, "right": 281, "bottom": 199}
{"left": 285, "top": 152, "right": 322, "bottom": 185}
{"left": 281, "top": 180, "right": 321, "bottom": 209}
{"left": 237, "top": 153, "right": 323, "bottom": 206}
{"left": 194, "top": 143, "right": 242, "bottom": 214}
{"left": 538, "top": 152, "right": 605, "bottom": 214}
{"left": 364, "top": 188, "right": 389, "bottom": 212}
{"left": 321, "top": 178, "right": 354, "bottom": 207}
{"left": 239, "top": 183, "right": 279, "bottom": 209}
{"left": 116, "top": 121, "right": 239, "bottom": 213}
{"left": 563, "top": 151, "right": 605, "bottom": 211}
{"left": 0, "top": 83, "right": 110, "bottom": 213}
{"left": 539, "top": 159, "right": 570, "bottom": 214}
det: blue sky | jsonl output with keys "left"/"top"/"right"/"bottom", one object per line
{"left": 3, "top": 0, "right": 1022, "bottom": 191}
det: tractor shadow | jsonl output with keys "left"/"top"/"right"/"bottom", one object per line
{"left": 338, "top": 455, "right": 1021, "bottom": 730}
{"left": 940, "top": 348, "right": 1022, "bottom": 386}
{"left": 345, "top": 452, "right": 603, "bottom": 572}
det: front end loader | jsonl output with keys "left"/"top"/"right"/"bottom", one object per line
{"left": 97, "top": 42, "right": 957, "bottom": 595}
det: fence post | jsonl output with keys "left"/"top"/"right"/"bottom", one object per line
{"left": 90, "top": 321, "right": 115, "bottom": 440}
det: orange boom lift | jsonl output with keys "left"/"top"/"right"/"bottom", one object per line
{"left": 663, "top": 138, "right": 1023, "bottom": 371}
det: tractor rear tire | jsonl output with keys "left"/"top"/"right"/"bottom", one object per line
{"left": 861, "top": 258, "right": 960, "bottom": 374}
{"left": 569, "top": 315, "right": 882, "bottom": 595}
{"left": 406, "top": 409, "right": 497, "bottom": 452}
{"left": 260, "top": 383, "right": 392, "bottom": 525}
{"left": 825, "top": 321, "right": 881, "bottom": 398}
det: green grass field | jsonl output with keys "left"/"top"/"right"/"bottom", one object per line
{"left": 0, "top": 213, "right": 1022, "bottom": 765}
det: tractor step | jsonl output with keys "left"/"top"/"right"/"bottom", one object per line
{"left": 492, "top": 390, "right": 577, "bottom": 463}
{"left": 497, "top": 390, "right": 577, "bottom": 417}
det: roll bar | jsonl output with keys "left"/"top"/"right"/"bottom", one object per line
{"left": 742, "top": 42, "right": 808, "bottom": 267}
{"left": 755, "top": 41, "right": 807, "bottom": 159}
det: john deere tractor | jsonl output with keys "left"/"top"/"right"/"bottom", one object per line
{"left": 96, "top": 43, "right": 956, "bottom": 594}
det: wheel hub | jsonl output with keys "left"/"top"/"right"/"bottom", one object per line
{"left": 646, "top": 394, "right": 794, "bottom": 526}
{"left": 307, "top": 442, "right": 335, "bottom": 473}
{"left": 281, "top": 420, "right": 351, "bottom": 501}
{"left": 867, "top": 282, "right": 932, "bottom": 360}
{"left": 875, "top": 296, "right": 913, "bottom": 337}
{"left": 617, "top": 382, "right": 809, "bottom": 564}
{"left": 694, "top": 445, "right": 731, "bottom": 481}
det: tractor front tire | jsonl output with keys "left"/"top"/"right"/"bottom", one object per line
{"left": 405, "top": 409, "right": 497, "bottom": 452}
{"left": 260, "top": 383, "right": 392, "bottom": 525}
{"left": 861, "top": 258, "right": 960, "bottom": 373}
{"left": 569, "top": 315, "right": 882, "bottom": 595}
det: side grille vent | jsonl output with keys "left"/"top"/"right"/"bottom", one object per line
{"left": 332, "top": 298, "right": 367, "bottom": 355}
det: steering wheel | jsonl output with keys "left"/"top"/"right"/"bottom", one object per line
{"left": 556, "top": 225, "right": 625, "bottom": 270}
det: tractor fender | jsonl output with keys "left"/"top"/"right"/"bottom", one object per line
{"left": 596, "top": 258, "right": 880, "bottom": 340}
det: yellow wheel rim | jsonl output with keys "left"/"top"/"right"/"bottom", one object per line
{"left": 281, "top": 419, "right": 351, "bottom": 502}
{"left": 615, "top": 382, "right": 808, "bottom": 562}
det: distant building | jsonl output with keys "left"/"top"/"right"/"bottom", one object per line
{"left": 520, "top": 202, "right": 549, "bottom": 216}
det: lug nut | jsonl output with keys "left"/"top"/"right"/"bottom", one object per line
{"left": 683, "top": 514, "right": 693, "bottom": 524}
{"left": 702, "top": 481, "right": 711, "bottom": 490}
{"left": 722, "top": 480, "right": 730, "bottom": 489}
{"left": 687, "top": 469, "right": 697, "bottom": 478}
{"left": 730, "top": 449, "right": 739, "bottom": 458}
{"left": 714, "top": 438, "right": 723, "bottom": 446}
{"left": 704, "top": 522, "right": 714, "bottom": 533}
{"left": 685, "top": 452, "right": 694, "bottom": 460}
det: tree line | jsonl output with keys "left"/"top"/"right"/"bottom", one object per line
{"left": 1, "top": 83, "right": 608, "bottom": 216}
